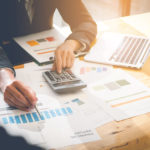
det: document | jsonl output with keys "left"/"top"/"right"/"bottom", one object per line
{"left": 88, "top": 69, "right": 150, "bottom": 121}
{"left": 72, "top": 59, "right": 113, "bottom": 84}
{"left": 0, "top": 93, "right": 49, "bottom": 115}
{"left": 14, "top": 28, "right": 64, "bottom": 64}
{"left": 15, "top": 60, "right": 113, "bottom": 128}
{"left": 0, "top": 94, "right": 101, "bottom": 149}
{"left": 58, "top": 90, "right": 113, "bottom": 128}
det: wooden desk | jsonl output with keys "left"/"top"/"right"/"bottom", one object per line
{"left": 58, "top": 13, "right": 150, "bottom": 150}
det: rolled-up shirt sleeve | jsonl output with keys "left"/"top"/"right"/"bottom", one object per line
{"left": 55, "top": 0, "right": 97, "bottom": 51}
{"left": 0, "top": 46, "right": 16, "bottom": 76}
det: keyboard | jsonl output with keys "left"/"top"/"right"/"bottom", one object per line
{"left": 109, "top": 36, "right": 150, "bottom": 65}
{"left": 84, "top": 32, "right": 150, "bottom": 69}
{"left": 43, "top": 69, "right": 87, "bottom": 93}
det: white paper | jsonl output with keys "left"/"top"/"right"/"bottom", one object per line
{"left": 0, "top": 94, "right": 100, "bottom": 149}
{"left": 58, "top": 90, "right": 113, "bottom": 128}
{"left": 14, "top": 28, "right": 64, "bottom": 64}
{"left": 72, "top": 59, "right": 113, "bottom": 84}
{"left": 88, "top": 69, "right": 150, "bottom": 121}
{"left": 15, "top": 60, "right": 114, "bottom": 128}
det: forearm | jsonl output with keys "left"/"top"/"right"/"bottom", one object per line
{"left": 56, "top": 0, "right": 97, "bottom": 50}
{"left": 65, "top": 40, "right": 82, "bottom": 52}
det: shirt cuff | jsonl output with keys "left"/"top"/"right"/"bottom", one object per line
{"left": 74, "top": 41, "right": 88, "bottom": 57}
{"left": 0, "top": 68, "right": 16, "bottom": 77}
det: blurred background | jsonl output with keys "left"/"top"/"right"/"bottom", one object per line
{"left": 54, "top": 0, "right": 150, "bottom": 27}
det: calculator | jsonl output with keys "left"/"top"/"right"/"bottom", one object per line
{"left": 43, "top": 69, "right": 87, "bottom": 93}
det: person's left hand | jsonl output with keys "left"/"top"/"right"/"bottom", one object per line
{"left": 52, "top": 40, "right": 81, "bottom": 73}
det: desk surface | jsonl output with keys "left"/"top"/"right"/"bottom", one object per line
{"left": 58, "top": 12, "right": 150, "bottom": 150}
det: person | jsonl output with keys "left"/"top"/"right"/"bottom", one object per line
{"left": 0, "top": 126, "right": 43, "bottom": 150}
{"left": 0, "top": 0, "right": 97, "bottom": 111}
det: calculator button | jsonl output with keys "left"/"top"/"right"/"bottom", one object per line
{"left": 45, "top": 71, "right": 55, "bottom": 81}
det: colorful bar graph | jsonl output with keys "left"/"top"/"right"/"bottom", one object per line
{"left": 20, "top": 115, "right": 27, "bottom": 124}
{"left": 15, "top": 116, "right": 21, "bottom": 124}
{"left": 2, "top": 117, "right": 8, "bottom": 124}
{"left": 44, "top": 111, "right": 50, "bottom": 119}
{"left": 9, "top": 116, "right": 15, "bottom": 124}
{"left": 32, "top": 112, "right": 39, "bottom": 122}
{"left": 39, "top": 113, "right": 45, "bottom": 120}
{"left": 50, "top": 110, "right": 56, "bottom": 117}
{"left": 26, "top": 114, "right": 33, "bottom": 123}
{"left": 72, "top": 98, "right": 84, "bottom": 106}
{"left": 61, "top": 108, "right": 67, "bottom": 115}
{"left": 1, "top": 107, "right": 73, "bottom": 125}
{"left": 80, "top": 66, "right": 107, "bottom": 75}
{"left": 55, "top": 109, "right": 62, "bottom": 116}
{"left": 66, "top": 107, "right": 73, "bottom": 114}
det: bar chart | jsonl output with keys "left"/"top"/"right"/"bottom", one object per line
{"left": 1, "top": 107, "right": 73, "bottom": 125}
{"left": 80, "top": 66, "right": 108, "bottom": 75}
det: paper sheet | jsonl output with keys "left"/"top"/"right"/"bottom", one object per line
{"left": 88, "top": 69, "right": 150, "bottom": 121}
{"left": 15, "top": 60, "right": 113, "bottom": 128}
{"left": 72, "top": 59, "right": 113, "bottom": 84}
{"left": 58, "top": 90, "right": 113, "bottom": 128}
{"left": 14, "top": 28, "right": 64, "bottom": 64}
{"left": 0, "top": 94, "right": 101, "bottom": 149}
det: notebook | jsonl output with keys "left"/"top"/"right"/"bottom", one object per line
{"left": 84, "top": 32, "right": 150, "bottom": 69}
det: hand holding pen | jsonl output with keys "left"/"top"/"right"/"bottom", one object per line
{"left": 3, "top": 80, "right": 37, "bottom": 111}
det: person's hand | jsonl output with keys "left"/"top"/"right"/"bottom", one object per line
{"left": 4, "top": 80, "right": 37, "bottom": 111}
{"left": 52, "top": 40, "right": 81, "bottom": 73}
{"left": 0, "top": 68, "right": 37, "bottom": 111}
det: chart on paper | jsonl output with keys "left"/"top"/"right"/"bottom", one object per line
{"left": 1, "top": 107, "right": 73, "bottom": 125}
{"left": 88, "top": 69, "right": 150, "bottom": 121}
{"left": 60, "top": 91, "right": 113, "bottom": 128}
{"left": 73, "top": 60, "right": 112, "bottom": 84}
{"left": 0, "top": 94, "right": 100, "bottom": 149}
{"left": 14, "top": 28, "right": 64, "bottom": 64}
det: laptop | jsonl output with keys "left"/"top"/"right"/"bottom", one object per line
{"left": 84, "top": 32, "right": 150, "bottom": 69}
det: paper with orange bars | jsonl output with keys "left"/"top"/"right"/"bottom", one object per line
{"left": 14, "top": 28, "right": 64, "bottom": 64}
{"left": 88, "top": 69, "right": 150, "bottom": 121}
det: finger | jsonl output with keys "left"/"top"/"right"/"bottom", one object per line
{"left": 4, "top": 90, "right": 27, "bottom": 108}
{"left": 66, "top": 53, "right": 73, "bottom": 68}
{"left": 13, "top": 81, "right": 37, "bottom": 106}
{"left": 62, "top": 50, "right": 67, "bottom": 68}
{"left": 51, "top": 62, "right": 56, "bottom": 71}
{"left": 55, "top": 50, "right": 62, "bottom": 73}
{"left": 6, "top": 84, "right": 31, "bottom": 107}
{"left": 5, "top": 98, "right": 30, "bottom": 111}
{"left": 4, "top": 97, "right": 16, "bottom": 107}
{"left": 70, "top": 55, "right": 75, "bottom": 68}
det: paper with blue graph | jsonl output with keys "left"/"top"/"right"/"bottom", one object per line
{"left": 0, "top": 94, "right": 100, "bottom": 149}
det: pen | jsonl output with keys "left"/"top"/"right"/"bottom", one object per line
{"left": 26, "top": 96, "right": 42, "bottom": 120}
{"left": 34, "top": 105, "right": 42, "bottom": 119}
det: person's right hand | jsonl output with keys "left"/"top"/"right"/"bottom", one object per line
{"left": 4, "top": 80, "right": 37, "bottom": 111}
{"left": 0, "top": 68, "right": 37, "bottom": 111}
